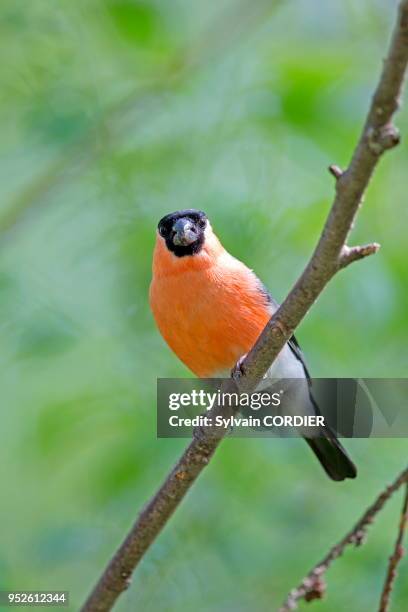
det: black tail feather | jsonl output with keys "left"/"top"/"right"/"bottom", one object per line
{"left": 305, "top": 433, "right": 357, "bottom": 481}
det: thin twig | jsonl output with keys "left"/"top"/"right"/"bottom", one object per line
{"left": 280, "top": 466, "right": 408, "bottom": 611}
{"left": 378, "top": 483, "right": 408, "bottom": 612}
{"left": 81, "top": 2, "right": 408, "bottom": 610}
{"left": 328, "top": 164, "right": 343, "bottom": 179}
{"left": 339, "top": 242, "right": 381, "bottom": 268}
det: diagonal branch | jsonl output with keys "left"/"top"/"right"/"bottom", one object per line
{"left": 81, "top": 2, "right": 408, "bottom": 611}
{"left": 235, "top": 0, "right": 408, "bottom": 391}
{"left": 378, "top": 482, "right": 408, "bottom": 612}
{"left": 280, "top": 466, "right": 408, "bottom": 611}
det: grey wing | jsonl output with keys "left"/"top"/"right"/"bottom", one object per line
{"left": 256, "top": 281, "right": 357, "bottom": 479}
{"left": 256, "top": 281, "right": 317, "bottom": 418}
{"left": 258, "top": 281, "right": 311, "bottom": 377}
{"left": 287, "top": 335, "right": 311, "bottom": 382}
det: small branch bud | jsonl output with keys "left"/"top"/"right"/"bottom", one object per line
{"left": 367, "top": 124, "right": 400, "bottom": 154}
{"left": 339, "top": 243, "right": 381, "bottom": 269}
{"left": 328, "top": 164, "right": 343, "bottom": 179}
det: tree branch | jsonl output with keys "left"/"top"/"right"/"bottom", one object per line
{"left": 81, "top": 2, "right": 408, "bottom": 610}
{"left": 280, "top": 466, "right": 408, "bottom": 611}
{"left": 234, "top": 0, "right": 408, "bottom": 391}
{"left": 378, "top": 483, "right": 408, "bottom": 612}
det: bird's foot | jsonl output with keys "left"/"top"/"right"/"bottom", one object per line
{"left": 231, "top": 353, "right": 248, "bottom": 381}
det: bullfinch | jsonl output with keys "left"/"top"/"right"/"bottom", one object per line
{"left": 150, "top": 209, "right": 357, "bottom": 481}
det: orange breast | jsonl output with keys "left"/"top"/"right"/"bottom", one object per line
{"left": 149, "top": 234, "right": 271, "bottom": 377}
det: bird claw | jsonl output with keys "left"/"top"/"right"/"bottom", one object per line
{"left": 231, "top": 353, "right": 248, "bottom": 380}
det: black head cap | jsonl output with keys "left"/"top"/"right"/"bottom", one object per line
{"left": 157, "top": 209, "right": 208, "bottom": 257}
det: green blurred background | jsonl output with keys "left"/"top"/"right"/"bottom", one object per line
{"left": 0, "top": 0, "right": 407, "bottom": 610}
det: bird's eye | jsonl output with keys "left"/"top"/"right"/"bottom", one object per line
{"left": 158, "top": 226, "right": 167, "bottom": 237}
{"left": 198, "top": 219, "right": 206, "bottom": 229}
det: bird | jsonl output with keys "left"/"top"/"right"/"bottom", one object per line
{"left": 149, "top": 209, "right": 357, "bottom": 481}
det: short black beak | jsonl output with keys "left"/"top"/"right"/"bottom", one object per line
{"left": 172, "top": 218, "right": 197, "bottom": 246}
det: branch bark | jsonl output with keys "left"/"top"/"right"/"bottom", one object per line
{"left": 81, "top": 2, "right": 408, "bottom": 610}
{"left": 280, "top": 466, "right": 408, "bottom": 611}
{"left": 378, "top": 483, "right": 408, "bottom": 612}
